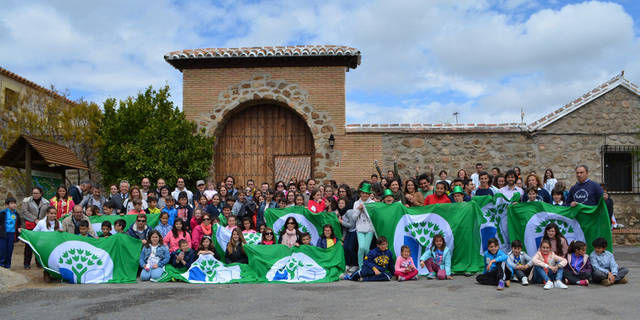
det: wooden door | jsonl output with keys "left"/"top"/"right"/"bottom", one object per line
{"left": 214, "top": 104, "right": 314, "bottom": 186}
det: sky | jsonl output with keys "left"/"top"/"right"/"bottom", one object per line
{"left": 1, "top": 0, "right": 639, "bottom": 125}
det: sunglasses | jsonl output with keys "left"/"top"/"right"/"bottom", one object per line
{"left": 137, "top": 220, "right": 146, "bottom": 222}
{"left": 265, "top": 232, "right": 273, "bottom": 235}
{"left": 287, "top": 222, "right": 295, "bottom": 225}
{"left": 202, "top": 218, "right": 210, "bottom": 221}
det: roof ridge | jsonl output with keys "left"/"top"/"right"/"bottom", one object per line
{"left": 0, "top": 66, "right": 76, "bottom": 106}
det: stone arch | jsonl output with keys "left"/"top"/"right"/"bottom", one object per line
{"left": 195, "top": 73, "right": 337, "bottom": 182}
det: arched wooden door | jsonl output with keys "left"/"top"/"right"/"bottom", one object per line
{"left": 214, "top": 103, "right": 314, "bottom": 185}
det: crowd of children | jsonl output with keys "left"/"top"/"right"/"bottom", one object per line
{"left": 0, "top": 162, "right": 630, "bottom": 286}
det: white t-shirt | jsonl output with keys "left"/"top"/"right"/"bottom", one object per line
{"left": 33, "top": 219, "right": 58, "bottom": 232}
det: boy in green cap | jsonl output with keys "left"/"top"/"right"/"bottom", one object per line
{"left": 450, "top": 186, "right": 466, "bottom": 203}
{"left": 382, "top": 189, "right": 395, "bottom": 204}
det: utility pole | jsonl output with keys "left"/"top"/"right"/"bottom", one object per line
{"left": 453, "top": 112, "right": 459, "bottom": 124}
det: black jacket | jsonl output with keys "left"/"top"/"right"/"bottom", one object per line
{"left": 225, "top": 243, "right": 248, "bottom": 264}
{"left": 169, "top": 249, "right": 198, "bottom": 269}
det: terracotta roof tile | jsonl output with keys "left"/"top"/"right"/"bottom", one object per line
{"left": 0, "top": 66, "right": 76, "bottom": 106}
{"left": 165, "top": 45, "right": 360, "bottom": 61}
{"left": 0, "top": 135, "right": 88, "bottom": 171}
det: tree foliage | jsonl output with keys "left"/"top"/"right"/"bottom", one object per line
{"left": 97, "top": 85, "right": 214, "bottom": 188}
{"left": 0, "top": 86, "right": 102, "bottom": 196}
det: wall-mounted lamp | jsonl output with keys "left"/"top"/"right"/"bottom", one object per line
{"left": 328, "top": 134, "right": 335, "bottom": 149}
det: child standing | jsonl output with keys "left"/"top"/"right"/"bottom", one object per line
{"left": 420, "top": 234, "right": 453, "bottom": 280}
{"left": 260, "top": 227, "right": 275, "bottom": 245}
{"left": 146, "top": 196, "right": 161, "bottom": 215}
{"left": 300, "top": 233, "right": 312, "bottom": 245}
{"left": 339, "top": 208, "right": 359, "bottom": 274}
{"left": 163, "top": 219, "right": 191, "bottom": 253}
{"left": 395, "top": 245, "right": 418, "bottom": 281}
{"left": 100, "top": 221, "right": 113, "bottom": 238}
{"left": 590, "top": 237, "right": 628, "bottom": 286}
{"left": 476, "top": 238, "right": 511, "bottom": 290}
{"left": 0, "top": 197, "right": 21, "bottom": 268}
{"left": 531, "top": 239, "right": 568, "bottom": 289}
{"left": 507, "top": 240, "right": 532, "bottom": 285}
{"left": 113, "top": 219, "right": 127, "bottom": 234}
{"left": 316, "top": 224, "right": 337, "bottom": 249}
{"left": 162, "top": 196, "right": 178, "bottom": 226}
{"left": 346, "top": 236, "right": 394, "bottom": 281}
{"left": 563, "top": 241, "right": 592, "bottom": 286}
{"left": 354, "top": 182, "right": 375, "bottom": 268}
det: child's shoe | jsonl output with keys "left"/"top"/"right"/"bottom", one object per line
{"left": 578, "top": 280, "right": 589, "bottom": 286}
{"left": 427, "top": 272, "right": 436, "bottom": 279}
{"left": 397, "top": 276, "right": 405, "bottom": 282}
{"left": 543, "top": 280, "right": 553, "bottom": 290}
{"left": 339, "top": 273, "right": 350, "bottom": 280}
{"left": 601, "top": 279, "right": 612, "bottom": 286}
{"left": 497, "top": 280, "right": 505, "bottom": 290}
{"left": 618, "top": 277, "right": 628, "bottom": 284}
{"left": 505, "top": 280, "right": 510, "bottom": 288}
{"left": 521, "top": 277, "right": 529, "bottom": 286}
{"left": 554, "top": 280, "right": 568, "bottom": 289}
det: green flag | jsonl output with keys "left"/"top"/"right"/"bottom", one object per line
{"left": 157, "top": 254, "right": 258, "bottom": 284}
{"left": 366, "top": 201, "right": 484, "bottom": 274}
{"left": 245, "top": 243, "right": 345, "bottom": 282}
{"left": 264, "top": 206, "right": 342, "bottom": 245}
{"left": 471, "top": 193, "right": 520, "bottom": 253}
{"left": 19, "top": 231, "right": 142, "bottom": 284}
{"left": 211, "top": 224, "right": 262, "bottom": 263}
{"left": 87, "top": 214, "right": 161, "bottom": 236}
{"left": 507, "top": 199, "right": 612, "bottom": 255}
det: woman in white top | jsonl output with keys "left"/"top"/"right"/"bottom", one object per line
{"left": 33, "top": 206, "right": 62, "bottom": 232}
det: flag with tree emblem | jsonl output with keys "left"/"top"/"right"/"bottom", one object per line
{"left": 86, "top": 214, "right": 161, "bottom": 236}
{"left": 210, "top": 224, "right": 262, "bottom": 263}
{"left": 245, "top": 243, "right": 345, "bottom": 283}
{"left": 366, "top": 201, "right": 484, "bottom": 275}
{"left": 19, "top": 231, "right": 142, "bottom": 283}
{"left": 264, "top": 206, "right": 342, "bottom": 246}
{"left": 156, "top": 254, "right": 258, "bottom": 284}
{"left": 507, "top": 199, "right": 612, "bottom": 254}
{"left": 471, "top": 193, "right": 520, "bottom": 253}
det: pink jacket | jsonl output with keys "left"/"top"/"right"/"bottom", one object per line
{"left": 163, "top": 230, "right": 192, "bottom": 253}
{"left": 530, "top": 250, "right": 567, "bottom": 278}
{"left": 395, "top": 256, "right": 416, "bottom": 273}
{"left": 191, "top": 225, "right": 213, "bottom": 250}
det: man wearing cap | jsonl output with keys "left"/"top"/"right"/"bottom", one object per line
{"left": 450, "top": 186, "right": 466, "bottom": 203}
{"left": 193, "top": 180, "right": 206, "bottom": 205}
{"left": 1, "top": 197, "right": 22, "bottom": 268}
{"left": 382, "top": 189, "right": 395, "bottom": 204}
{"left": 354, "top": 182, "right": 376, "bottom": 268}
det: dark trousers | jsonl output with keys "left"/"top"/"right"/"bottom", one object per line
{"left": 513, "top": 268, "right": 530, "bottom": 281}
{"left": 476, "top": 262, "right": 511, "bottom": 285}
{"left": 592, "top": 268, "right": 629, "bottom": 283}
{"left": 343, "top": 231, "right": 358, "bottom": 267}
{"left": 0, "top": 232, "right": 16, "bottom": 268}
{"left": 564, "top": 270, "right": 592, "bottom": 284}
{"left": 24, "top": 244, "right": 34, "bottom": 267}
{"left": 351, "top": 265, "right": 392, "bottom": 281}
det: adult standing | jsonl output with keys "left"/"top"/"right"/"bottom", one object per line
{"left": 50, "top": 186, "right": 74, "bottom": 219}
{"left": 80, "top": 185, "right": 106, "bottom": 213}
{"left": 470, "top": 163, "right": 483, "bottom": 191}
{"left": 21, "top": 187, "right": 49, "bottom": 269}
{"left": 499, "top": 170, "right": 524, "bottom": 201}
{"left": 110, "top": 180, "right": 130, "bottom": 215}
{"left": 566, "top": 165, "right": 603, "bottom": 207}
{"left": 224, "top": 176, "right": 238, "bottom": 199}
{"left": 521, "top": 174, "right": 551, "bottom": 203}
{"left": 140, "top": 177, "right": 152, "bottom": 200}
{"left": 156, "top": 178, "right": 167, "bottom": 195}
{"left": 193, "top": 180, "right": 206, "bottom": 205}
{"left": 171, "top": 177, "right": 193, "bottom": 204}
{"left": 69, "top": 180, "right": 91, "bottom": 205}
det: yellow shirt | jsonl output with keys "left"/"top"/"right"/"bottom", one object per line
{"left": 327, "top": 238, "right": 335, "bottom": 248}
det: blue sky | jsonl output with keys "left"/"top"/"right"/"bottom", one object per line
{"left": 1, "top": 0, "right": 639, "bottom": 124}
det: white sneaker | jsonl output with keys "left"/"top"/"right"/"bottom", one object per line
{"left": 521, "top": 277, "right": 529, "bottom": 286}
{"left": 554, "top": 280, "right": 568, "bottom": 289}
{"left": 543, "top": 280, "right": 553, "bottom": 290}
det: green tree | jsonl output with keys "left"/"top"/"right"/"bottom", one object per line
{"left": 97, "top": 85, "right": 214, "bottom": 188}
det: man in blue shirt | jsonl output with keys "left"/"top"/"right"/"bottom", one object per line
{"left": 566, "top": 165, "right": 603, "bottom": 207}
{"left": 1, "top": 197, "right": 22, "bottom": 268}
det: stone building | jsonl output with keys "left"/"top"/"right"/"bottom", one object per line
{"left": 166, "top": 45, "right": 639, "bottom": 241}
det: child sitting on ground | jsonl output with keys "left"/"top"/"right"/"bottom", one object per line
{"left": 532, "top": 239, "right": 568, "bottom": 289}
{"left": 170, "top": 239, "right": 197, "bottom": 269}
{"left": 78, "top": 220, "right": 93, "bottom": 238}
{"left": 476, "top": 238, "right": 511, "bottom": 290}
{"left": 507, "top": 240, "right": 532, "bottom": 285}
{"left": 395, "top": 245, "right": 418, "bottom": 281}
{"left": 100, "top": 221, "right": 112, "bottom": 238}
{"left": 564, "top": 240, "right": 592, "bottom": 286}
{"left": 590, "top": 237, "right": 628, "bottom": 286}
{"left": 347, "top": 236, "right": 395, "bottom": 281}
{"left": 139, "top": 230, "right": 170, "bottom": 281}
{"left": 420, "top": 234, "right": 453, "bottom": 280}
{"left": 197, "top": 236, "right": 220, "bottom": 260}
{"left": 316, "top": 224, "right": 337, "bottom": 248}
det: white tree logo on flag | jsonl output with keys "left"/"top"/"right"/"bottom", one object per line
{"left": 243, "top": 232, "right": 262, "bottom": 245}
{"left": 479, "top": 198, "right": 510, "bottom": 253}
{"left": 48, "top": 241, "right": 114, "bottom": 284}
{"left": 524, "top": 212, "right": 585, "bottom": 254}
{"left": 266, "top": 252, "right": 326, "bottom": 282}
{"left": 186, "top": 255, "right": 241, "bottom": 283}
{"left": 394, "top": 214, "right": 454, "bottom": 275}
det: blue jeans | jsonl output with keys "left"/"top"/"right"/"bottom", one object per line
{"left": 534, "top": 265, "right": 563, "bottom": 282}
{"left": 140, "top": 266, "right": 164, "bottom": 281}
{"left": 356, "top": 232, "right": 374, "bottom": 268}
{"left": 0, "top": 232, "right": 15, "bottom": 268}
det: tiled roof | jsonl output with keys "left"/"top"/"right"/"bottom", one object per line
{"left": 0, "top": 66, "right": 76, "bottom": 106}
{"left": 0, "top": 135, "right": 88, "bottom": 171}
{"left": 165, "top": 45, "right": 360, "bottom": 60}
{"left": 346, "top": 123, "right": 524, "bottom": 133}
{"left": 527, "top": 71, "right": 640, "bottom": 131}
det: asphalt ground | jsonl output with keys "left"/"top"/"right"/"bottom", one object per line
{"left": 1, "top": 242, "right": 639, "bottom": 320}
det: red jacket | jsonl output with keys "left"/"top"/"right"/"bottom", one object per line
{"left": 424, "top": 194, "right": 451, "bottom": 205}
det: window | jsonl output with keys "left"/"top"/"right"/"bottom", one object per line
{"left": 602, "top": 145, "right": 640, "bottom": 193}
{"left": 4, "top": 88, "right": 18, "bottom": 110}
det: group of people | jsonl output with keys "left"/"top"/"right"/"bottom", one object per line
{"left": 0, "top": 161, "right": 626, "bottom": 287}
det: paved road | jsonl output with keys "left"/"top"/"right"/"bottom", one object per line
{"left": 2, "top": 246, "right": 640, "bottom": 320}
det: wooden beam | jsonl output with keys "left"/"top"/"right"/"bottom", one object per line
{"left": 25, "top": 146, "right": 32, "bottom": 194}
